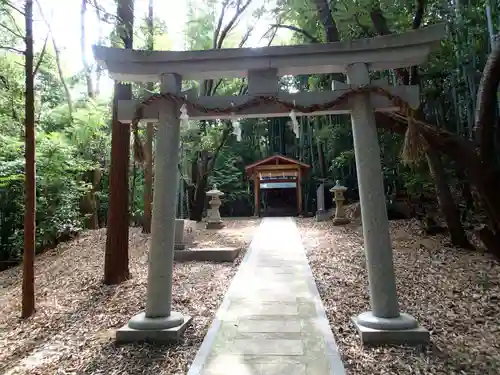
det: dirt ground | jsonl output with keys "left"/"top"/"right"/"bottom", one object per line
{"left": 3, "top": 215, "right": 499, "bottom": 374}
{"left": 0, "top": 218, "right": 259, "bottom": 375}
{"left": 183, "top": 218, "right": 258, "bottom": 249}
{"left": 297, "top": 216, "right": 500, "bottom": 375}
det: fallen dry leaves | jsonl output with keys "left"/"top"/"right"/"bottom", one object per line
{"left": 3, "top": 214, "right": 499, "bottom": 375}
{"left": 297, "top": 216, "right": 500, "bottom": 375}
{"left": 183, "top": 218, "right": 256, "bottom": 249}
{"left": 0, "top": 218, "right": 259, "bottom": 375}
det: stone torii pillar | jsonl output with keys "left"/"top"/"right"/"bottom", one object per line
{"left": 116, "top": 73, "right": 192, "bottom": 343}
{"left": 340, "top": 64, "right": 429, "bottom": 345}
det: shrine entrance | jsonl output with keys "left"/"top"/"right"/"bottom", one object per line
{"left": 262, "top": 187, "right": 296, "bottom": 217}
{"left": 93, "top": 23, "right": 445, "bottom": 346}
{"left": 245, "top": 155, "right": 310, "bottom": 217}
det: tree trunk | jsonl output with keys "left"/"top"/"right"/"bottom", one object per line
{"left": 190, "top": 175, "right": 208, "bottom": 222}
{"left": 80, "top": 0, "right": 94, "bottom": 98}
{"left": 189, "top": 152, "right": 208, "bottom": 222}
{"left": 475, "top": 36, "right": 500, "bottom": 165}
{"left": 312, "top": 0, "right": 340, "bottom": 42}
{"left": 380, "top": 112, "right": 500, "bottom": 256}
{"left": 143, "top": 123, "right": 154, "bottom": 233}
{"left": 104, "top": 82, "right": 132, "bottom": 284}
{"left": 50, "top": 36, "right": 72, "bottom": 118}
{"left": 455, "top": 165, "right": 474, "bottom": 222}
{"left": 142, "top": 0, "right": 154, "bottom": 233}
{"left": 92, "top": 0, "right": 103, "bottom": 96}
{"left": 371, "top": 5, "right": 471, "bottom": 249}
{"left": 104, "top": 0, "right": 134, "bottom": 285}
{"left": 130, "top": 160, "right": 137, "bottom": 223}
{"left": 188, "top": 127, "right": 231, "bottom": 222}
{"left": 426, "top": 150, "right": 473, "bottom": 249}
{"left": 81, "top": 169, "right": 100, "bottom": 229}
{"left": 22, "top": 0, "right": 35, "bottom": 319}
{"left": 315, "top": 117, "right": 327, "bottom": 178}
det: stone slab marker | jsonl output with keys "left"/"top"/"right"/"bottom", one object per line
{"left": 174, "top": 218, "right": 185, "bottom": 250}
{"left": 315, "top": 182, "right": 329, "bottom": 221}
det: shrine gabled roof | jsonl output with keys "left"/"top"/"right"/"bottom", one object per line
{"left": 245, "top": 155, "right": 311, "bottom": 175}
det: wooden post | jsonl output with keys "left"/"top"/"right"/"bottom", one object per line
{"left": 103, "top": 0, "right": 134, "bottom": 285}
{"left": 104, "top": 82, "right": 131, "bottom": 285}
{"left": 297, "top": 168, "right": 303, "bottom": 216}
{"left": 254, "top": 173, "right": 260, "bottom": 217}
{"left": 22, "top": 0, "right": 35, "bottom": 319}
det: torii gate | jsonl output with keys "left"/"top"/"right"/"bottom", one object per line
{"left": 93, "top": 23, "right": 445, "bottom": 345}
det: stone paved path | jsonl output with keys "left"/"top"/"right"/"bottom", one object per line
{"left": 187, "top": 217, "right": 345, "bottom": 375}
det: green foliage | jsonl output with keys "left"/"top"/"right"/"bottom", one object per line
{"left": 0, "top": 28, "right": 112, "bottom": 263}
{"left": 0, "top": 55, "right": 24, "bottom": 136}
{"left": 35, "top": 133, "right": 93, "bottom": 247}
{"left": 210, "top": 146, "right": 249, "bottom": 204}
{"left": 36, "top": 54, "right": 66, "bottom": 111}
{"left": 185, "top": 0, "right": 217, "bottom": 50}
{"left": 0, "top": 0, "right": 497, "bottom": 262}
{"left": 0, "top": 126, "right": 101, "bottom": 260}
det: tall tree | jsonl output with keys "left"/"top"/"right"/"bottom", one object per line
{"left": 22, "top": 0, "right": 35, "bottom": 318}
{"left": 142, "top": 0, "right": 154, "bottom": 233}
{"left": 187, "top": 0, "right": 253, "bottom": 222}
{"left": 80, "top": 0, "right": 95, "bottom": 98}
{"left": 369, "top": 1, "right": 472, "bottom": 248}
{"left": 35, "top": 1, "right": 73, "bottom": 117}
{"left": 104, "top": 0, "right": 134, "bottom": 285}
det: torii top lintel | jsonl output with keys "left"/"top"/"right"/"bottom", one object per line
{"left": 92, "top": 24, "right": 445, "bottom": 83}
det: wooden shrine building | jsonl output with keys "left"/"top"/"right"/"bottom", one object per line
{"left": 245, "top": 155, "right": 310, "bottom": 217}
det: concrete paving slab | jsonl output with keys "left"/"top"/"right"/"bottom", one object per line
{"left": 187, "top": 218, "right": 346, "bottom": 375}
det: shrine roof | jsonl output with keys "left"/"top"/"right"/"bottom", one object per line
{"left": 245, "top": 155, "right": 311, "bottom": 175}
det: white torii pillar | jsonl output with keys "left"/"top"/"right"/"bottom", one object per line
{"left": 116, "top": 73, "right": 192, "bottom": 343}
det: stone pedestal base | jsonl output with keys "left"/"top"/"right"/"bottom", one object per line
{"left": 174, "top": 220, "right": 185, "bottom": 250}
{"left": 352, "top": 312, "right": 429, "bottom": 346}
{"left": 206, "top": 221, "right": 224, "bottom": 229}
{"left": 316, "top": 210, "right": 330, "bottom": 222}
{"left": 116, "top": 312, "right": 192, "bottom": 343}
{"left": 333, "top": 217, "right": 350, "bottom": 225}
{"left": 174, "top": 247, "right": 240, "bottom": 262}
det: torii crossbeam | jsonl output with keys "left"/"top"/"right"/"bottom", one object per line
{"left": 93, "top": 23, "right": 445, "bottom": 346}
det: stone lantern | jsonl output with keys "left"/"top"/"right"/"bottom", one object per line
{"left": 206, "top": 184, "right": 224, "bottom": 229}
{"left": 330, "top": 180, "right": 350, "bottom": 225}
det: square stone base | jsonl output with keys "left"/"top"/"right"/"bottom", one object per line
{"left": 315, "top": 211, "right": 330, "bottom": 222}
{"left": 206, "top": 222, "right": 224, "bottom": 229}
{"left": 174, "top": 247, "right": 240, "bottom": 262}
{"left": 116, "top": 315, "right": 192, "bottom": 344}
{"left": 332, "top": 217, "right": 350, "bottom": 226}
{"left": 352, "top": 316, "right": 430, "bottom": 346}
{"left": 174, "top": 243, "right": 186, "bottom": 250}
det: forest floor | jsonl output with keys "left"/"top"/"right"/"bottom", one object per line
{"left": 2, "top": 215, "right": 499, "bottom": 375}
{"left": 183, "top": 218, "right": 256, "bottom": 249}
{"left": 0, "top": 218, "right": 259, "bottom": 375}
{"left": 297, "top": 213, "right": 500, "bottom": 375}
